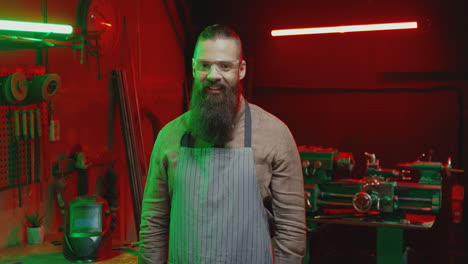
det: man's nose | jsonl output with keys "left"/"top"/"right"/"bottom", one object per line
{"left": 207, "top": 65, "right": 222, "bottom": 81}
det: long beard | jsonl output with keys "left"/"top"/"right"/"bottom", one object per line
{"left": 189, "top": 80, "right": 238, "bottom": 145}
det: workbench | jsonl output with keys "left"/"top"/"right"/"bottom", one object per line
{"left": 0, "top": 240, "right": 138, "bottom": 264}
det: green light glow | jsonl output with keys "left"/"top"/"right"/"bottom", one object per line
{"left": 0, "top": 19, "right": 73, "bottom": 35}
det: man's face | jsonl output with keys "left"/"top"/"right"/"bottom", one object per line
{"left": 192, "top": 38, "right": 246, "bottom": 100}
{"left": 189, "top": 38, "right": 246, "bottom": 144}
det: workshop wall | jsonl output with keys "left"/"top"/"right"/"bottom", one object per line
{"left": 248, "top": 0, "right": 468, "bottom": 192}
{"left": 0, "top": 0, "right": 185, "bottom": 248}
{"left": 192, "top": 0, "right": 467, "bottom": 167}
{"left": 192, "top": 0, "right": 468, "bottom": 190}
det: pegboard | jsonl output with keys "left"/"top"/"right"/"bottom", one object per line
{"left": 0, "top": 66, "right": 50, "bottom": 191}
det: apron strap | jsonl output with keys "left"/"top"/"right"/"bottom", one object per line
{"left": 180, "top": 102, "right": 252, "bottom": 148}
{"left": 244, "top": 102, "right": 252, "bottom": 148}
{"left": 180, "top": 132, "right": 193, "bottom": 148}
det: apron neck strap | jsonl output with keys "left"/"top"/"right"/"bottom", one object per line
{"left": 180, "top": 133, "right": 194, "bottom": 148}
{"left": 181, "top": 102, "right": 252, "bottom": 148}
{"left": 244, "top": 102, "right": 252, "bottom": 148}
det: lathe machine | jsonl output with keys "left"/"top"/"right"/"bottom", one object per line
{"left": 299, "top": 146, "right": 456, "bottom": 264}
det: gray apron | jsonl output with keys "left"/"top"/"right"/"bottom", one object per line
{"left": 168, "top": 103, "right": 273, "bottom": 264}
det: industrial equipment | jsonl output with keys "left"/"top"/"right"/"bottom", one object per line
{"left": 300, "top": 146, "right": 456, "bottom": 264}
{"left": 300, "top": 146, "right": 448, "bottom": 228}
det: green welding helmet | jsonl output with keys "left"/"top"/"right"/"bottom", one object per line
{"left": 63, "top": 196, "right": 112, "bottom": 262}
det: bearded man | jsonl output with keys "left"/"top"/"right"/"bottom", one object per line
{"left": 139, "top": 24, "right": 306, "bottom": 264}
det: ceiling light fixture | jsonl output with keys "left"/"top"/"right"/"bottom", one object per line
{"left": 271, "top": 21, "right": 418, "bottom": 37}
{"left": 0, "top": 19, "right": 73, "bottom": 35}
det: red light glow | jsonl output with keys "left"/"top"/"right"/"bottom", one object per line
{"left": 101, "top": 22, "right": 112, "bottom": 27}
{"left": 271, "top": 21, "right": 418, "bottom": 36}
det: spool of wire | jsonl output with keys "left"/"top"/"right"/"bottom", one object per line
{"left": 0, "top": 72, "right": 28, "bottom": 105}
{"left": 23, "top": 74, "right": 61, "bottom": 104}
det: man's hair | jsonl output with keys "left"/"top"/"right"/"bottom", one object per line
{"left": 195, "top": 24, "right": 244, "bottom": 59}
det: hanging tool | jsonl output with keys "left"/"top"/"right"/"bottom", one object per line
{"left": 111, "top": 69, "right": 144, "bottom": 235}
{"left": 13, "top": 110, "right": 22, "bottom": 207}
{"left": 29, "top": 109, "right": 35, "bottom": 199}
{"left": 36, "top": 108, "right": 43, "bottom": 200}
{"left": 75, "top": 152, "right": 89, "bottom": 196}
{"left": 22, "top": 110, "right": 29, "bottom": 197}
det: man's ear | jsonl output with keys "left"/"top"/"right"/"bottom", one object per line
{"left": 239, "top": 60, "right": 246, "bottom": 80}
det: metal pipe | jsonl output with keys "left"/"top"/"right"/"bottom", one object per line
{"left": 399, "top": 206, "right": 433, "bottom": 212}
{"left": 396, "top": 197, "right": 433, "bottom": 203}
{"left": 320, "top": 192, "right": 354, "bottom": 199}
{"left": 317, "top": 200, "right": 353, "bottom": 206}
{"left": 396, "top": 185, "right": 440, "bottom": 190}
{"left": 113, "top": 70, "right": 143, "bottom": 236}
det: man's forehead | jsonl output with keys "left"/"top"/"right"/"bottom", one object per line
{"left": 193, "top": 38, "right": 241, "bottom": 60}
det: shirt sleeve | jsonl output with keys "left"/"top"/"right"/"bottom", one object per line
{"left": 138, "top": 131, "right": 171, "bottom": 264}
{"left": 270, "top": 127, "right": 306, "bottom": 264}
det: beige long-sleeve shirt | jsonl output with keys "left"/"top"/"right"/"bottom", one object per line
{"left": 139, "top": 97, "right": 306, "bottom": 264}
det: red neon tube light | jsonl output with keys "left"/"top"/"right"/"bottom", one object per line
{"left": 271, "top": 21, "right": 418, "bottom": 36}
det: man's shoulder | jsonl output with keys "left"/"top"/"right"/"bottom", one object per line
{"left": 248, "top": 103, "right": 290, "bottom": 132}
{"left": 157, "top": 111, "right": 189, "bottom": 142}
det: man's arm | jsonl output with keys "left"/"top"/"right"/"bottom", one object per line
{"left": 271, "top": 127, "right": 306, "bottom": 264}
{"left": 139, "top": 133, "right": 171, "bottom": 264}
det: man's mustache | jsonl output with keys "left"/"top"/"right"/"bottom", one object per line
{"left": 202, "top": 81, "right": 228, "bottom": 90}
